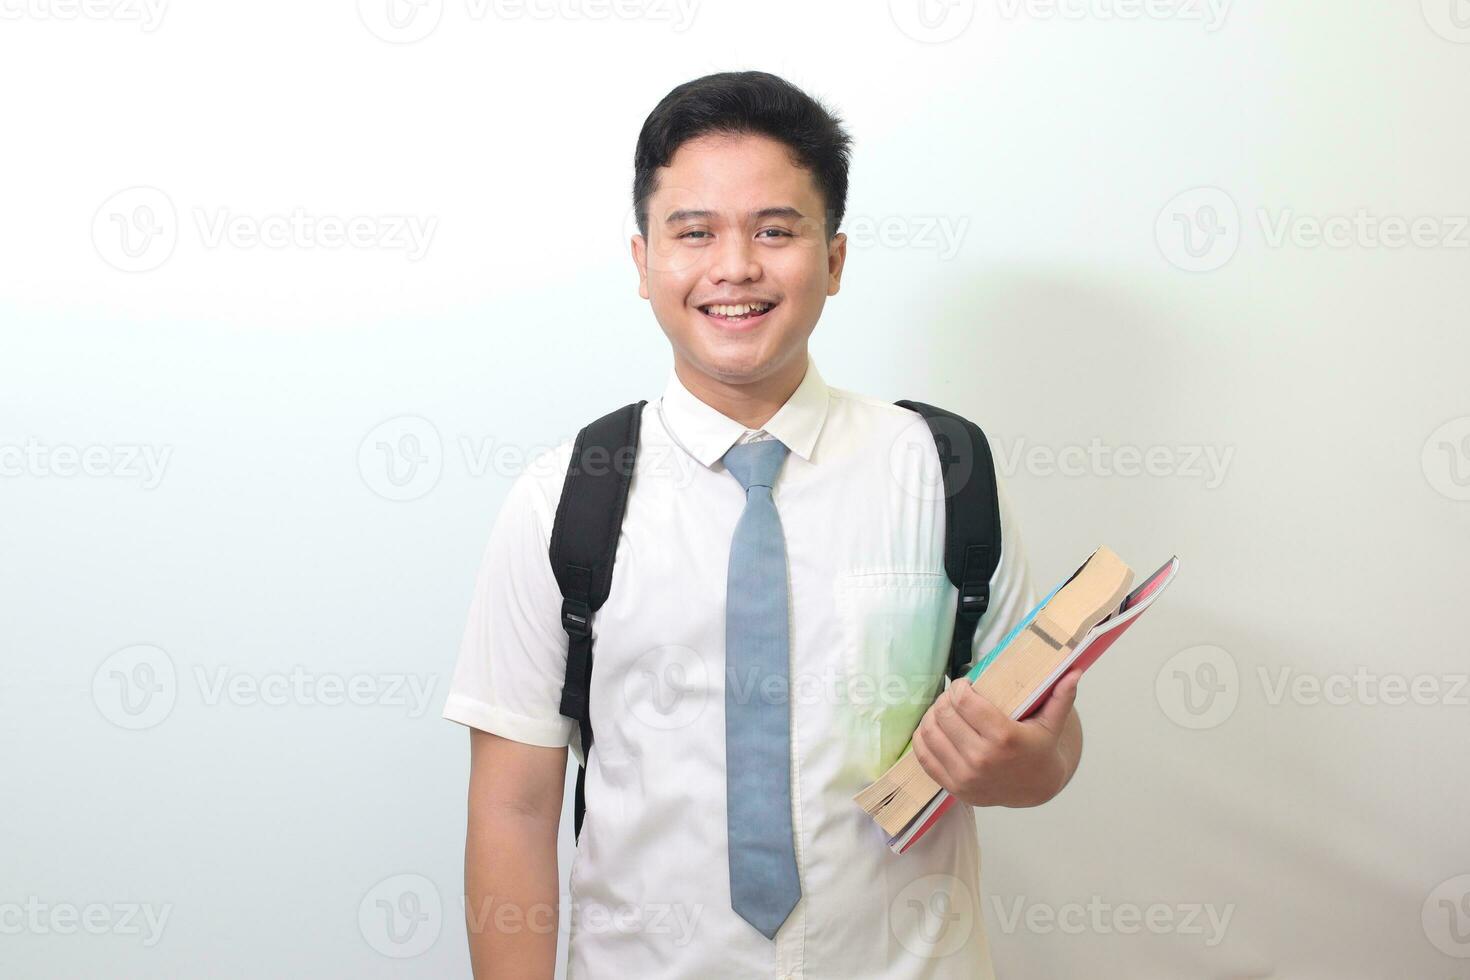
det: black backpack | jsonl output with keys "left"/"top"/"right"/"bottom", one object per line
{"left": 550, "top": 398, "right": 1000, "bottom": 843}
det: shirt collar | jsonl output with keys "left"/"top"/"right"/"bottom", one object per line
{"left": 658, "top": 353, "right": 830, "bottom": 468}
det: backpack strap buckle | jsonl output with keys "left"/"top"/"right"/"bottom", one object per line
{"left": 959, "top": 582, "right": 990, "bottom": 616}
{"left": 561, "top": 597, "right": 593, "bottom": 638}
{"left": 958, "top": 543, "right": 991, "bottom": 618}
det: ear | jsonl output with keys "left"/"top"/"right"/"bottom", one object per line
{"left": 826, "top": 231, "right": 847, "bottom": 297}
{"left": 631, "top": 234, "right": 650, "bottom": 300}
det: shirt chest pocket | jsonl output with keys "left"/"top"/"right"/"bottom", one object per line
{"left": 833, "top": 570, "right": 953, "bottom": 771}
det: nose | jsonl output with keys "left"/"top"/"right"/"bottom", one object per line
{"left": 706, "top": 232, "right": 762, "bottom": 286}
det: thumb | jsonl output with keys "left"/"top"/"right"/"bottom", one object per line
{"left": 1032, "top": 668, "right": 1081, "bottom": 733}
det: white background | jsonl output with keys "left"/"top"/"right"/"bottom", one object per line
{"left": 3, "top": 0, "right": 1468, "bottom": 976}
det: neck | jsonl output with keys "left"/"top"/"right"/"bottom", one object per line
{"left": 673, "top": 349, "right": 808, "bottom": 430}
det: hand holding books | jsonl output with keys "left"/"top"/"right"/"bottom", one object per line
{"left": 909, "top": 665, "right": 1083, "bottom": 810}
{"left": 854, "top": 547, "right": 1180, "bottom": 854}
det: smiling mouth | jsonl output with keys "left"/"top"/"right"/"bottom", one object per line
{"left": 697, "top": 301, "right": 778, "bottom": 325}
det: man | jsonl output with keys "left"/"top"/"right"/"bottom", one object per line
{"left": 443, "top": 70, "right": 1084, "bottom": 979}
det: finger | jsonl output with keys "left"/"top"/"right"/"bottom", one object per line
{"left": 947, "top": 677, "right": 1016, "bottom": 742}
{"left": 911, "top": 715, "right": 964, "bottom": 792}
{"left": 932, "top": 685, "right": 989, "bottom": 761}
{"left": 1029, "top": 668, "right": 1081, "bottom": 735}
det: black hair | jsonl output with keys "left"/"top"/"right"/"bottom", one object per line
{"left": 632, "top": 70, "right": 854, "bottom": 241}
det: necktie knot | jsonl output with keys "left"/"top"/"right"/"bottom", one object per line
{"left": 722, "top": 438, "right": 789, "bottom": 492}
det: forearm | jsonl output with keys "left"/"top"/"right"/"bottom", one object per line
{"left": 465, "top": 805, "right": 560, "bottom": 979}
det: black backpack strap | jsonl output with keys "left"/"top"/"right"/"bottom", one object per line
{"left": 550, "top": 400, "right": 646, "bottom": 844}
{"left": 894, "top": 400, "right": 1002, "bottom": 682}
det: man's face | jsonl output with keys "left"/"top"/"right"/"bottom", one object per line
{"left": 632, "top": 132, "right": 846, "bottom": 387}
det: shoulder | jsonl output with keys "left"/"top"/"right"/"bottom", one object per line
{"left": 511, "top": 397, "right": 664, "bottom": 526}
{"left": 826, "top": 384, "right": 923, "bottom": 423}
{"left": 825, "top": 385, "right": 939, "bottom": 448}
{"left": 826, "top": 385, "right": 1004, "bottom": 463}
{"left": 501, "top": 438, "right": 576, "bottom": 536}
{"left": 828, "top": 384, "right": 996, "bottom": 433}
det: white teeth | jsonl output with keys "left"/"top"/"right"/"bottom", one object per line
{"left": 706, "top": 302, "right": 772, "bottom": 317}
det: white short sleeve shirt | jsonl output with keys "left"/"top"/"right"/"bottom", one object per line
{"left": 444, "top": 353, "right": 1037, "bottom": 980}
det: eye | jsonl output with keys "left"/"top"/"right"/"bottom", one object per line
{"left": 758, "top": 228, "right": 794, "bottom": 239}
{"left": 677, "top": 230, "right": 711, "bottom": 240}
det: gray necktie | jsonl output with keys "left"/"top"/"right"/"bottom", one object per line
{"left": 721, "top": 437, "right": 801, "bottom": 940}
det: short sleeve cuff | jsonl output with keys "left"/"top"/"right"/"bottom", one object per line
{"left": 441, "top": 694, "right": 575, "bottom": 747}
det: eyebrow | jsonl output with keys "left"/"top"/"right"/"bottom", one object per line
{"left": 663, "top": 206, "right": 806, "bottom": 225}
